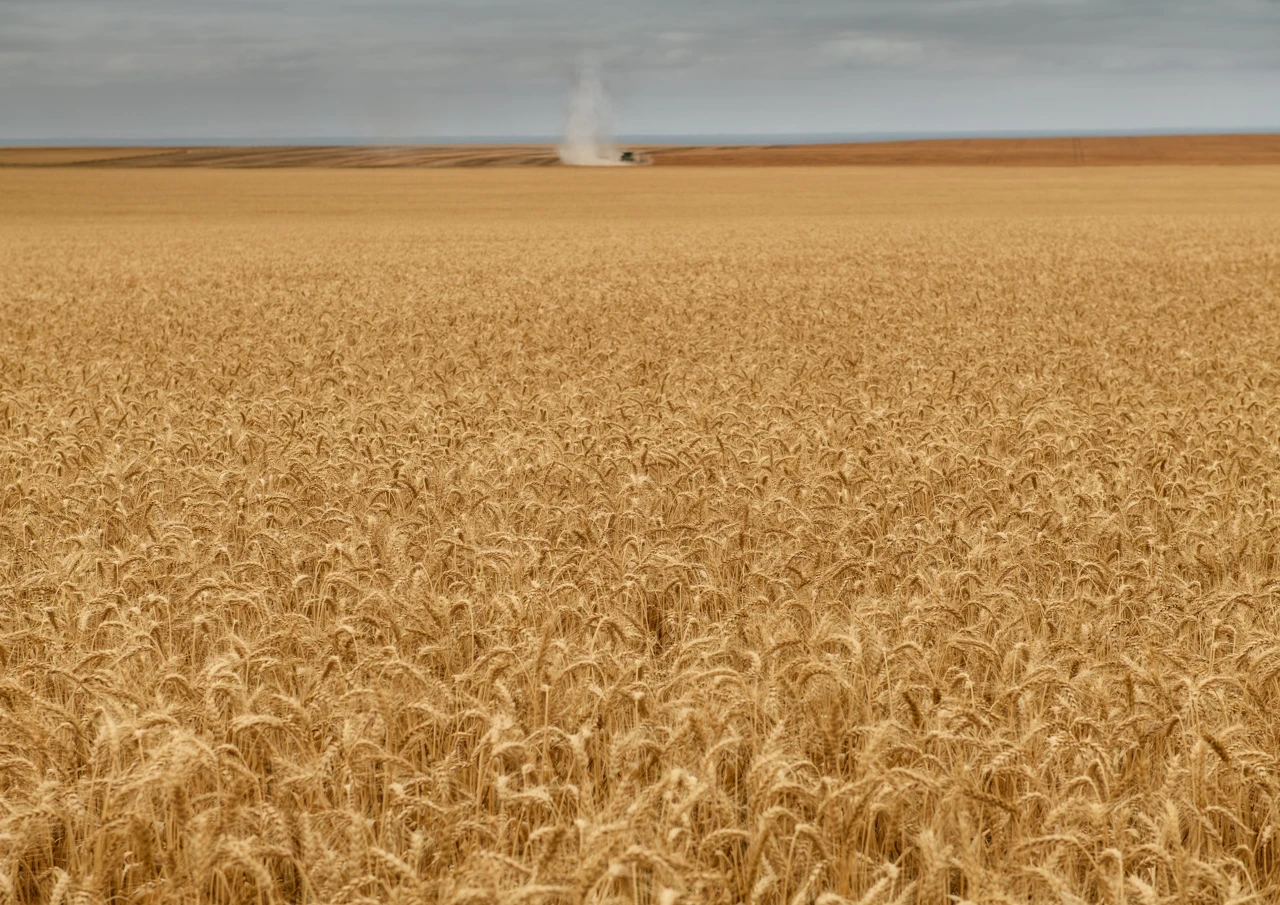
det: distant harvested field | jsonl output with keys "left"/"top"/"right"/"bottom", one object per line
{"left": 3, "top": 166, "right": 1280, "bottom": 904}
{"left": 652, "top": 133, "right": 1280, "bottom": 166}
{"left": 0, "top": 145, "right": 564, "bottom": 168}
{"left": 0, "top": 148, "right": 185, "bottom": 167}
{"left": 4, "top": 132, "right": 1280, "bottom": 168}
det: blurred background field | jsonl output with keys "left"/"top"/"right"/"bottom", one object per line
{"left": 3, "top": 132, "right": 1279, "bottom": 169}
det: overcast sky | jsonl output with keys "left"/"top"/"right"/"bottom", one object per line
{"left": 3, "top": 0, "right": 1278, "bottom": 141}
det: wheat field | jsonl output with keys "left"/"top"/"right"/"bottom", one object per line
{"left": 2, "top": 166, "right": 1280, "bottom": 904}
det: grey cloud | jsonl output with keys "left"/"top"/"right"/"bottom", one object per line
{"left": 1, "top": 0, "right": 1277, "bottom": 138}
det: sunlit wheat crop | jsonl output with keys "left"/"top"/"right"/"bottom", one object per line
{"left": 2, "top": 166, "right": 1280, "bottom": 904}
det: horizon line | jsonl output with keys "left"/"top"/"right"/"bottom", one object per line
{"left": 4, "top": 126, "right": 1279, "bottom": 148}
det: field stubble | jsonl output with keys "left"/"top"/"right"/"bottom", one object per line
{"left": 2, "top": 167, "right": 1280, "bottom": 903}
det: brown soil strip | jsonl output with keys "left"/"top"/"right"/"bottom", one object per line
{"left": 3, "top": 133, "right": 1277, "bottom": 168}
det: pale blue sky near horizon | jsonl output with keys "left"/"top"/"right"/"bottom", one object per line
{"left": 3, "top": 0, "right": 1279, "bottom": 142}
